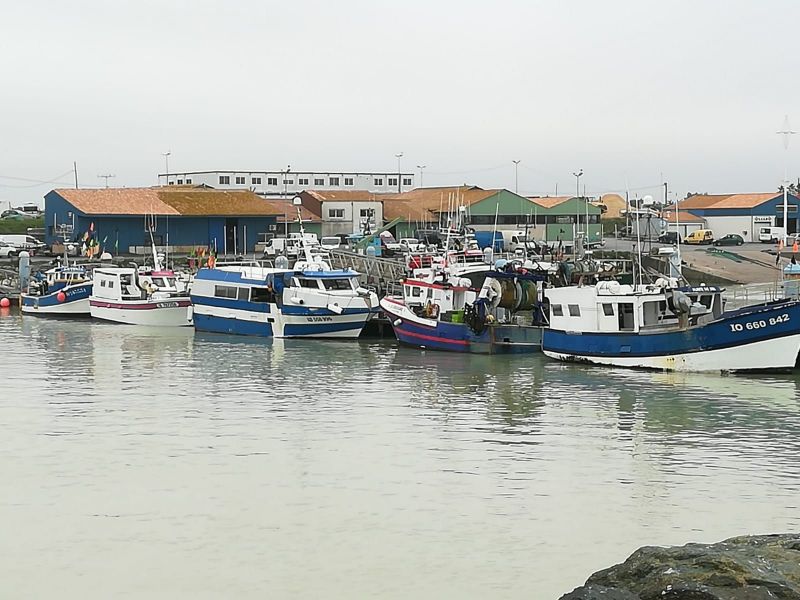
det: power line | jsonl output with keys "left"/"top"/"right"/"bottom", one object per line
{"left": 0, "top": 170, "right": 78, "bottom": 188}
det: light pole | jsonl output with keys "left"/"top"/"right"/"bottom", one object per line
{"left": 573, "top": 170, "right": 583, "bottom": 251}
{"left": 777, "top": 116, "right": 796, "bottom": 247}
{"left": 395, "top": 152, "right": 403, "bottom": 192}
{"left": 417, "top": 164, "right": 426, "bottom": 188}
{"left": 283, "top": 165, "right": 291, "bottom": 235}
{"left": 161, "top": 151, "right": 171, "bottom": 185}
{"left": 512, "top": 160, "right": 521, "bottom": 194}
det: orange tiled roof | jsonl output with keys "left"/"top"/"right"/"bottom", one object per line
{"left": 382, "top": 186, "right": 496, "bottom": 210}
{"left": 528, "top": 195, "right": 574, "bottom": 208}
{"left": 54, "top": 187, "right": 283, "bottom": 217}
{"left": 304, "top": 189, "right": 389, "bottom": 202}
{"left": 662, "top": 210, "right": 705, "bottom": 224}
{"left": 382, "top": 199, "right": 438, "bottom": 222}
{"left": 679, "top": 192, "right": 780, "bottom": 210}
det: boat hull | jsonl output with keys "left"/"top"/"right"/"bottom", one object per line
{"left": 89, "top": 298, "right": 193, "bottom": 327}
{"left": 21, "top": 283, "right": 92, "bottom": 316}
{"left": 542, "top": 300, "right": 800, "bottom": 372}
{"left": 191, "top": 296, "right": 372, "bottom": 339}
{"left": 381, "top": 298, "right": 541, "bottom": 354}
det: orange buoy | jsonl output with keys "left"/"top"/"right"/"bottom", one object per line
{"left": 57, "top": 291, "right": 67, "bottom": 303}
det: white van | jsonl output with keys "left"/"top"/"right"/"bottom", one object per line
{"left": 758, "top": 226, "right": 786, "bottom": 243}
{"left": 0, "top": 234, "right": 46, "bottom": 252}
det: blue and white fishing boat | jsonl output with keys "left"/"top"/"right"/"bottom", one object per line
{"left": 21, "top": 262, "right": 92, "bottom": 316}
{"left": 380, "top": 258, "right": 553, "bottom": 353}
{"left": 191, "top": 206, "right": 378, "bottom": 339}
{"left": 191, "top": 264, "right": 378, "bottom": 338}
{"left": 541, "top": 279, "right": 800, "bottom": 372}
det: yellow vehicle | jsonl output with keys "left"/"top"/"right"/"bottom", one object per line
{"left": 684, "top": 229, "right": 714, "bottom": 245}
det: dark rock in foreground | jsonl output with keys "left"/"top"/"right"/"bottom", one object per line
{"left": 560, "top": 534, "right": 800, "bottom": 599}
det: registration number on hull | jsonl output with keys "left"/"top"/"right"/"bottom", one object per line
{"left": 729, "top": 313, "right": 789, "bottom": 332}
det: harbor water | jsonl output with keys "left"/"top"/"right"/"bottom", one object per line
{"left": 2, "top": 310, "right": 800, "bottom": 598}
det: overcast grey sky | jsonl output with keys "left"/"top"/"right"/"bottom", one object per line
{"left": 2, "top": 0, "right": 799, "bottom": 205}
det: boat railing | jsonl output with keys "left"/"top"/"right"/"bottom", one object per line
{"left": 723, "top": 282, "right": 783, "bottom": 310}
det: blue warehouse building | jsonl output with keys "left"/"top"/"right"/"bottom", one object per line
{"left": 44, "top": 186, "right": 284, "bottom": 254}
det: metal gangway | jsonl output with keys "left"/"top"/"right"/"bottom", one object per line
{"left": 327, "top": 249, "right": 407, "bottom": 296}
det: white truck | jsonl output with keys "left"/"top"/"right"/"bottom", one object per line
{"left": 263, "top": 233, "right": 319, "bottom": 257}
{"left": 758, "top": 226, "right": 786, "bottom": 243}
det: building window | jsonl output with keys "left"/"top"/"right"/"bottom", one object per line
{"left": 402, "top": 178, "right": 412, "bottom": 186}
{"left": 298, "top": 178, "right": 309, "bottom": 186}
{"left": 374, "top": 178, "right": 383, "bottom": 186}
{"left": 330, "top": 177, "right": 340, "bottom": 186}
{"left": 568, "top": 304, "right": 581, "bottom": 317}
{"left": 314, "top": 178, "right": 325, "bottom": 186}
{"left": 344, "top": 177, "right": 354, "bottom": 186}
{"left": 168, "top": 181, "right": 174, "bottom": 185}
{"left": 388, "top": 177, "right": 398, "bottom": 187}
{"left": 252, "top": 177, "right": 262, "bottom": 185}
{"left": 219, "top": 175, "right": 231, "bottom": 185}
{"left": 328, "top": 208, "right": 345, "bottom": 219}
{"left": 266, "top": 177, "right": 278, "bottom": 186}
{"left": 186, "top": 178, "right": 192, "bottom": 184}
{"left": 283, "top": 179, "right": 294, "bottom": 185}
{"left": 552, "top": 304, "right": 564, "bottom": 317}
{"left": 235, "top": 176, "right": 246, "bottom": 185}
{"left": 177, "top": 179, "right": 183, "bottom": 185}
{"left": 360, "top": 208, "right": 373, "bottom": 217}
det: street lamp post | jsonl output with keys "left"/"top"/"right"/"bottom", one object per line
{"left": 512, "top": 160, "right": 521, "bottom": 194}
{"left": 573, "top": 169, "right": 583, "bottom": 253}
{"left": 162, "top": 151, "right": 171, "bottom": 185}
{"left": 777, "top": 116, "right": 796, "bottom": 247}
{"left": 283, "top": 165, "right": 291, "bottom": 236}
{"left": 416, "top": 164, "right": 426, "bottom": 188}
{"left": 395, "top": 152, "right": 403, "bottom": 192}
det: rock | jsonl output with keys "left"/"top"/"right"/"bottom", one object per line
{"left": 560, "top": 534, "right": 800, "bottom": 600}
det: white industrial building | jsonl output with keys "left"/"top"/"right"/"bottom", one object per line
{"left": 296, "top": 190, "right": 384, "bottom": 237}
{"left": 158, "top": 169, "right": 415, "bottom": 198}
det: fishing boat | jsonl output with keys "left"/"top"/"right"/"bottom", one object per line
{"left": 541, "top": 279, "right": 800, "bottom": 372}
{"left": 190, "top": 207, "right": 378, "bottom": 338}
{"left": 21, "top": 262, "right": 92, "bottom": 316}
{"left": 380, "top": 258, "right": 553, "bottom": 353}
{"left": 89, "top": 239, "right": 191, "bottom": 326}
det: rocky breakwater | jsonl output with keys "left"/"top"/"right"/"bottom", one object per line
{"left": 560, "top": 534, "right": 800, "bottom": 599}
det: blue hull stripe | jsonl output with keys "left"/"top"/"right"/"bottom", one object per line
{"left": 193, "top": 314, "right": 274, "bottom": 337}
{"left": 392, "top": 319, "right": 541, "bottom": 354}
{"left": 191, "top": 295, "right": 271, "bottom": 313}
{"left": 542, "top": 301, "right": 800, "bottom": 358}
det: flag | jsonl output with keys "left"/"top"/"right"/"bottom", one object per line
{"left": 89, "top": 222, "right": 95, "bottom": 233}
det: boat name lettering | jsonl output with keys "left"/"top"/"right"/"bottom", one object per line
{"left": 729, "top": 313, "right": 789, "bottom": 332}
{"left": 156, "top": 301, "right": 180, "bottom": 309}
{"left": 307, "top": 316, "right": 333, "bottom": 322}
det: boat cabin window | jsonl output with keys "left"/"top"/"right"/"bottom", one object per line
{"left": 618, "top": 302, "right": 635, "bottom": 331}
{"left": 238, "top": 287, "right": 249, "bottom": 301}
{"left": 108, "top": 280, "right": 114, "bottom": 289}
{"left": 151, "top": 277, "right": 166, "bottom": 288}
{"left": 552, "top": 304, "right": 564, "bottom": 317}
{"left": 100, "top": 279, "right": 107, "bottom": 287}
{"left": 602, "top": 303, "right": 615, "bottom": 316}
{"left": 214, "top": 285, "right": 239, "bottom": 299}
{"left": 568, "top": 304, "right": 581, "bottom": 317}
{"left": 250, "top": 287, "right": 275, "bottom": 303}
{"left": 295, "top": 278, "right": 321, "bottom": 289}
{"left": 411, "top": 287, "right": 422, "bottom": 298}
{"left": 322, "top": 278, "right": 355, "bottom": 291}
{"left": 698, "top": 294, "right": 713, "bottom": 309}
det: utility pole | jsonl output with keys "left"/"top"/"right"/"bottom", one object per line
{"left": 573, "top": 169, "right": 583, "bottom": 249}
{"left": 395, "top": 152, "right": 403, "bottom": 192}
{"left": 98, "top": 174, "right": 115, "bottom": 188}
{"left": 512, "top": 160, "right": 521, "bottom": 194}
{"left": 73, "top": 161, "right": 79, "bottom": 189}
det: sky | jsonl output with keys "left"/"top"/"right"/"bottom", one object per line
{"left": 2, "top": 0, "right": 800, "bottom": 206}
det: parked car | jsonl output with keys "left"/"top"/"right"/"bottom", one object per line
{"left": 713, "top": 234, "right": 745, "bottom": 247}
{"left": 684, "top": 229, "right": 715, "bottom": 245}
{"left": 0, "top": 241, "right": 19, "bottom": 257}
{"left": 657, "top": 231, "right": 681, "bottom": 244}
{"left": 1, "top": 209, "right": 28, "bottom": 220}
{"left": 398, "top": 237, "right": 425, "bottom": 252}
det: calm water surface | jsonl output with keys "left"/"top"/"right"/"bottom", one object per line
{"left": 2, "top": 310, "right": 800, "bottom": 598}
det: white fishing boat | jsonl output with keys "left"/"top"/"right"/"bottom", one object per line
{"left": 542, "top": 279, "right": 800, "bottom": 372}
{"left": 89, "top": 239, "right": 191, "bottom": 327}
